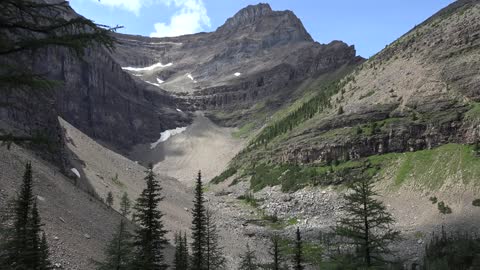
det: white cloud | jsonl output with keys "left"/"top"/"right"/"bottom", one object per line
{"left": 92, "top": 0, "right": 149, "bottom": 15}
{"left": 150, "top": 0, "right": 210, "bottom": 38}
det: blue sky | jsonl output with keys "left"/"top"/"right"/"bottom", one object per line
{"left": 69, "top": 0, "right": 455, "bottom": 58}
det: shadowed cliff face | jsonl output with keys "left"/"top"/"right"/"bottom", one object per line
{"left": 0, "top": 3, "right": 192, "bottom": 168}
{"left": 112, "top": 3, "right": 361, "bottom": 113}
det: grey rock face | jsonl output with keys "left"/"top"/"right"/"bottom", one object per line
{"left": 113, "top": 4, "right": 361, "bottom": 114}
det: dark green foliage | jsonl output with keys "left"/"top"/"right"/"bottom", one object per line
{"left": 250, "top": 79, "right": 350, "bottom": 148}
{"left": 38, "top": 232, "right": 52, "bottom": 270}
{"left": 120, "top": 192, "right": 131, "bottom": 217}
{"left": 131, "top": 164, "right": 168, "bottom": 270}
{"left": 191, "top": 171, "right": 207, "bottom": 270}
{"left": 429, "top": 196, "right": 438, "bottom": 204}
{"left": 173, "top": 232, "right": 189, "bottom": 270}
{"left": 437, "top": 201, "right": 452, "bottom": 214}
{"left": 355, "top": 126, "right": 363, "bottom": 135}
{"left": 474, "top": 142, "right": 480, "bottom": 157}
{"left": 96, "top": 220, "right": 132, "bottom": 270}
{"left": 205, "top": 210, "right": 226, "bottom": 270}
{"left": 106, "top": 191, "right": 114, "bottom": 208}
{"left": 248, "top": 161, "right": 377, "bottom": 192}
{"left": 0, "top": 162, "right": 52, "bottom": 269}
{"left": 238, "top": 243, "right": 259, "bottom": 270}
{"left": 267, "top": 234, "right": 288, "bottom": 270}
{"left": 423, "top": 227, "right": 480, "bottom": 270}
{"left": 211, "top": 167, "right": 237, "bottom": 184}
{"left": 472, "top": 199, "right": 480, "bottom": 207}
{"left": 293, "top": 227, "right": 304, "bottom": 270}
{"left": 335, "top": 179, "right": 400, "bottom": 267}
{"left": 237, "top": 191, "right": 258, "bottom": 207}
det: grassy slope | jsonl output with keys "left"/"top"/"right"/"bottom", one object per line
{"left": 214, "top": 0, "right": 480, "bottom": 193}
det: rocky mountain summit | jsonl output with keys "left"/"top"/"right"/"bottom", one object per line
{"left": 113, "top": 3, "right": 361, "bottom": 113}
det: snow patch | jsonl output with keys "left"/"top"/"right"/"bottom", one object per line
{"left": 186, "top": 73, "right": 194, "bottom": 81}
{"left": 150, "top": 127, "right": 187, "bottom": 149}
{"left": 122, "top": 62, "right": 173, "bottom": 72}
{"left": 145, "top": 81, "right": 162, "bottom": 88}
{"left": 234, "top": 72, "right": 241, "bottom": 77}
{"left": 156, "top": 78, "right": 164, "bottom": 84}
{"left": 176, "top": 108, "right": 182, "bottom": 112}
{"left": 71, "top": 168, "right": 80, "bottom": 178}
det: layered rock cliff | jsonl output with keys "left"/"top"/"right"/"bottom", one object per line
{"left": 113, "top": 4, "right": 361, "bottom": 115}
{"left": 0, "top": 3, "right": 190, "bottom": 168}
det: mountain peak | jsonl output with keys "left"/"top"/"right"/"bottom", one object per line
{"left": 221, "top": 3, "right": 273, "bottom": 29}
{"left": 216, "top": 3, "right": 313, "bottom": 43}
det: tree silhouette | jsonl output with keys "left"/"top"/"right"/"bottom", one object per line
{"left": 293, "top": 227, "right": 304, "bottom": 270}
{"left": 131, "top": 164, "right": 168, "bottom": 269}
{"left": 96, "top": 219, "right": 132, "bottom": 270}
{"left": 191, "top": 171, "right": 207, "bottom": 270}
{"left": 335, "top": 178, "right": 400, "bottom": 267}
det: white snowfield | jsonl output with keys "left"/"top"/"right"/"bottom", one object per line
{"left": 71, "top": 168, "right": 80, "bottom": 178}
{"left": 145, "top": 81, "right": 162, "bottom": 88}
{"left": 234, "top": 72, "right": 241, "bottom": 77}
{"left": 186, "top": 73, "right": 194, "bottom": 80}
{"left": 176, "top": 108, "right": 183, "bottom": 112}
{"left": 150, "top": 127, "right": 187, "bottom": 149}
{"left": 156, "top": 78, "right": 164, "bottom": 84}
{"left": 122, "top": 62, "right": 173, "bottom": 72}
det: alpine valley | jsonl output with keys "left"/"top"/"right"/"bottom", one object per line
{"left": 0, "top": 0, "right": 479, "bottom": 269}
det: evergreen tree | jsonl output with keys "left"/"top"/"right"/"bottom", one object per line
{"left": 96, "top": 219, "right": 132, "bottom": 270}
{"left": 334, "top": 178, "right": 400, "bottom": 267}
{"left": 191, "top": 171, "right": 207, "bottom": 270}
{"left": 106, "top": 191, "right": 114, "bottom": 208}
{"left": 173, "top": 232, "right": 189, "bottom": 270}
{"left": 120, "top": 192, "right": 131, "bottom": 217}
{"left": 28, "top": 201, "right": 43, "bottom": 268}
{"left": 293, "top": 227, "right": 304, "bottom": 270}
{"left": 238, "top": 243, "right": 258, "bottom": 270}
{"left": 268, "top": 234, "right": 286, "bottom": 270}
{"left": 205, "top": 210, "right": 226, "bottom": 270}
{"left": 174, "top": 233, "right": 182, "bottom": 270}
{"left": 183, "top": 232, "right": 189, "bottom": 270}
{"left": 131, "top": 164, "right": 168, "bottom": 270}
{"left": 39, "top": 232, "right": 53, "bottom": 270}
{"left": 0, "top": 162, "right": 52, "bottom": 269}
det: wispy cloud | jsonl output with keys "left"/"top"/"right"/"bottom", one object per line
{"left": 91, "top": 0, "right": 210, "bottom": 37}
{"left": 150, "top": 0, "right": 211, "bottom": 38}
{"left": 92, "top": 0, "right": 149, "bottom": 15}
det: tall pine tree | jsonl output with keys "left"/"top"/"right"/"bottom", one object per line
{"left": 238, "top": 243, "right": 258, "bottom": 270}
{"left": 334, "top": 178, "right": 400, "bottom": 267}
{"left": 268, "top": 234, "right": 286, "bottom": 270}
{"left": 106, "top": 191, "right": 114, "bottom": 208}
{"left": 96, "top": 219, "right": 132, "bottom": 270}
{"left": 293, "top": 227, "right": 304, "bottom": 270}
{"left": 131, "top": 164, "right": 168, "bottom": 270}
{"left": 173, "top": 231, "right": 189, "bottom": 270}
{"left": 120, "top": 192, "right": 131, "bottom": 217}
{"left": 0, "top": 162, "right": 52, "bottom": 269}
{"left": 183, "top": 232, "right": 189, "bottom": 270}
{"left": 205, "top": 210, "right": 226, "bottom": 270}
{"left": 191, "top": 171, "right": 207, "bottom": 270}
